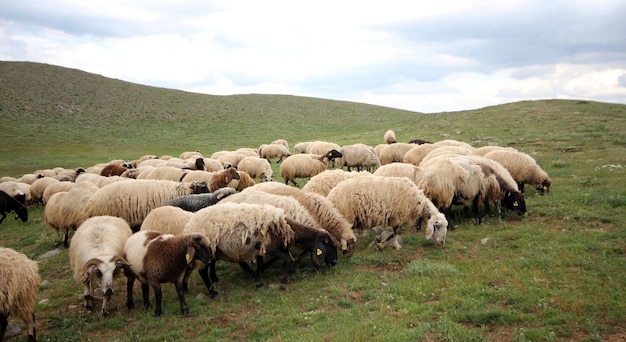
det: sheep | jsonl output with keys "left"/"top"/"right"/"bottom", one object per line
{"left": 305, "top": 141, "right": 341, "bottom": 155}
{"left": 85, "top": 180, "right": 209, "bottom": 231}
{"left": 42, "top": 181, "right": 75, "bottom": 205}
{"left": 140, "top": 206, "right": 194, "bottom": 235}
{"left": 237, "top": 156, "right": 274, "bottom": 182}
{"left": 29, "top": 177, "right": 59, "bottom": 204}
{"left": 123, "top": 230, "right": 213, "bottom": 316}
{"left": 384, "top": 129, "right": 397, "bottom": 144}
{"left": 327, "top": 175, "right": 448, "bottom": 247}
{"left": 33, "top": 169, "right": 56, "bottom": 178}
{"left": 137, "top": 166, "right": 189, "bottom": 182}
{"left": 45, "top": 183, "right": 99, "bottom": 247}
{"left": 0, "top": 190, "right": 28, "bottom": 224}
{"left": 335, "top": 143, "right": 381, "bottom": 172}
{"left": 0, "top": 247, "right": 40, "bottom": 342}
{"left": 378, "top": 143, "right": 415, "bottom": 165}
{"left": 293, "top": 141, "right": 312, "bottom": 154}
{"left": 183, "top": 203, "right": 294, "bottom": 296}
{"left": 179, "top": 168, "right": 240, "bottom": 191}
{"left": 482, "top": 149, "right": 552, "bottom": 194}
{"left": 69, "top": 216, "right": 132, "bottom": 316}
{"left": 280, "top": 150, "right": 343, "bottom": 187}
{"left": 220, "top": 188, "right": 339, "bottom": 267}
{"left": 419, "top": 145, "right": 476, "bottom": 167}
{"left": 163, "top": 187, "right": 236, "bottom": 212}
{"left": 302, "top": 169, "right": 371, "bottom": 197}
{"left": 231, "top": 171, "right": 256, "bottom": 191}
{"left": 234, "top": 147, "right": 260, "bottom": 157}
{"left": 75, "top": 173, "right": 129, "bottom": 188}
{"left": 408, "top": 138, "right": 433, "bottom": 145}
{"left": 0, "top": 181, "right": 32, "bottom": 205}
{"left": 179, "top": 150, "right": 203, "bottom": 160}
{"left": 101, "top": 163, "right": 129, "bottom": 177}
{"left": 473, "top": 145, "right": 518, "bottom": 157}
{"left": 201, "top": 158, "right": 225, "bottom": 172}
{"left": 271, "top": 138, "right": 289, "bottom": 149}
{"left": 216, "top": 152, "right": 248, "bottom": 168}
{"left": 17, "top": 173, "right": 39, "bottom": 185}
{"left": 432, "top": 139, "right": 475, "bottom": 149}
{"left": 402, "top": 143, "right": 439, "bottom": 166}
{"left": 250, "top": 182, "right": 357, "bottom": 257}
{"left": 258, "top": 144, "right": 291, "bottom": 163}
{"left": 373, "top": 163, "right": 423, "bottom": 185}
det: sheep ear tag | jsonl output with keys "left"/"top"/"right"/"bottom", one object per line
{"left": 186, "top": 246, "right": 196, "bottom": 264}
{"left": 425, "top": 227, "right": 434, "bottom": 240}
{"left": 316, "top": 248, "right": 323, "bottom": 256}
{"left": 513, "top": 201, "right": 519, "bottom": 207}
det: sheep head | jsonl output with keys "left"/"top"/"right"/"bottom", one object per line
{"left": 183, "top": 233, "right": 213, "bottom": 265}
{"left": 424, "top": 212, "right": 448, "bottom": 246}
{"left": 503, "top": 191, "right": 526, "bottom": 215}
{"left": 324, "top": 149, "right": 343, "bottom": 161}
{"left": 536, "top": 178, "right": 552, "bottom": 195}
{"left": 80, "top": 255, "right": 130, "bottom": 299}
{"left": 189, "top": 181, "right": 209, "bottom": 194}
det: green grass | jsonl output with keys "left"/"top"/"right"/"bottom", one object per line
{"left": 1, "top": 61, "right": 625, "bottom": 341}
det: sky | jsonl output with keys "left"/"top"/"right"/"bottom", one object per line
{"left": 1, "top": 0, "right": 625, "bottom": 113}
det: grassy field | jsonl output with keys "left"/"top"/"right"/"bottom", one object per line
{"left": 0, "top": 61, "right": 625, "bottom": 341}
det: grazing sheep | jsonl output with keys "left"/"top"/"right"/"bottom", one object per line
{"left": 302, "top": 169, "right": 371, "bottom": 197}
{"left": 69, "top": 216, "right": 132, "bottom": 316}
{"left": 163, "top": 188, "right": 236, "bottom": 212}
{"left": 29, "top": 177, "right": 60, "bottom": 204}
{"left": 183, "top": 203, "right": 294, "bottom": 296}
{"left": 85, "top": 180, "right": 209, "bottom": 231}
{"left": 305, "top": 141, "right": 341, "bottom": 155}
{"left": 373, "top": 163, "right": 423, "bottom": 185}
{"left": 408, "top": 138, "right": 433, "bottom": 145}
{"left": 137, "top": 166, "right": 188, "bottom": 182}
{"left": 483, "top": 149, "right": 552, "bottom": 194}
{"left": 384, "top": 129, "right": 397, "bottom": 144}
{"left": 419, "top": 145, "right": 476, "bottom": 166}
{"left": 179, "top": 150, "right": 203, "bottom": 160}
{"left": 201, "top": 158, "right": 224, "bottom": 172}
{"left": 0, "top": 181, "right": 32, "bottom": 205}
{"left": 235, "top": 147, "right": 260, "bottom": 157}
{"left": 280, "top": 150, "right": 343, "bottom": 187}
{"left": 45, "top": 183, "right": 99, "bottom": 247}
{"left": 217, "top": 153, "right": 248, "bottom": 168}
{"left": 101, "top": 164, "right": 129, "bottom": 177}
{"left": 259, "top": 144, "right": 291, "bottom": 163}
{"left": 271, "top": 139, "right": 289, "bottom": 149}
{"left": 473, "top": 145, "right": 518, "bottom": 157}
{"left": 250, "top": 182, "right": 357, "bottom": 257}
{"left": 402, "top": 143, "right": 439, "bottom": 166}
{"left": 17, "top": 173, "right": 39, "bottom": 185}
{"left": 124, "top": 230, "right": 213, "bottom": 316}
{"left": 232, "top": 171, "right": 256, "bottom": 191}
{"left": 179, "top": 168, "right": 240, "bottom": 191}
{"left": 432, "top": 139, "right": 475, "bottom": 149}
{"left": 378, "top": 143, "right": 415, "bottom": 165}
{"left": 237, "top": 156, "right": 274, "bottom": 182}
{"left": 140, "top": 206, "right": 194, "bottom": 235}
{"left": 42, "top": 181, "right": 75, "bottom": 205}
{"left": 293, "top": 141, "right": 312, "bottom": 154}
{"left": 0, "top": 247, "right": 40, "bottom": 342}
{"left": 327, "top": 175, "right": 448, "bottom": 247}
{"left": 0, "top": 190, "right": 28, "bottom": 224}
{"left": 335, "top": 143, "right": 381, "bottom": 172}
{"left": 75, "top": 173, "right": 129, "bottom": 188}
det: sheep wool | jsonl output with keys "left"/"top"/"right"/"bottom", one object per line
{"left": 140, "top": 206, "right": 194, "bottom": 234}
{"left": 335, "top": 143, "right": 381, "bottom": 172}
{"left": 0, "top": 247, "right": 40, "bottom": 342}
{"left": 237, "top": 156, "right": 273, "bottom": 182}
{"left": 280, "top": 150, "right": 342, "bottom": 187}
{"left": 259, "top": 144, "right": 291, "bottom": 163}
{"left": 302, "top": 169, "right": 371, "bottom": 197}
{"left": 373, "top": 163, "right": 423, "bottom": 185}
{"left": 483, "top": 149, "right": 552, "bottom": 194}
{"left": 378, "top": 143, "right": 415, "bottom": 165}
{"left": 384, "top": 129, "right": 397, "bottom": 144}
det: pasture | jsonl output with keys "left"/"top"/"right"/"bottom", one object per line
{"left": 0, "top": 61, "right": 625, "bottom": 341}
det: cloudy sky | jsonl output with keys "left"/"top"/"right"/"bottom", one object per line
{"left": 1, "top": 0, "right": 625, "bottom": 113}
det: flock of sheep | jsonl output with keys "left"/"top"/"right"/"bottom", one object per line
{"left": 0, "top": 130, "right": 552, "bottom": 341}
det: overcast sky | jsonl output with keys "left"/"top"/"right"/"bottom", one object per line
{"left": 1, "top": 0, "right": 625, "bottom": 113}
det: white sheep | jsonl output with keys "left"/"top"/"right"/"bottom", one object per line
{"left": 29, "top": 176, "right": 60, "bottom": 204}
{"left": 235, "top": 147, "right": 260, "bottom": 157}
{"left": 216, "top": 152, "right": 248, "bottom": 168}
{"left": 402, "top": 143, "right": 439, "bottom": 166}
{"left": 17, "top": 173, "right": 39, "bottom": 185}
{"left": 432, "top": 139, "right": 475, "bottom": 149}
{"left": 305, "top": 141, "right": 341, "bottom": 155}
{"left": 0, "top": 247, "right": 40, "bottom": 342}
{"left": 373, "top": 163, "right": 423, "bottom": 185}
{"left": 335, "top": 143, "right": 381, "bottom": 172}
{"left": 302, "top": 169, "right": 371, "bottom": 197}
{"left": 384, "top": 129, "right": 397, "bottom": 144}
{"left": 293, "top": 141, "right": 312, "bottom": 154}
{"left": 85, "top": 179, "right": 210, "bottom": 231}
{"left": 271, "top": 138, "right": 289, "bottom": 149}
{"left": 183, "top": 202, "right": 294, "bottom": 296}
{"left": 258, "top": 144, "right": 291, "bottom": 163}
{"left": 378, "top": 143, "right": 415, "bottom": 165}
{"left": 0, "top": 180, "right": 32, "bottom": 205}
{"left": 327, "top": 175, "right": 448, "bottom": 248}
{"left": 473, "top": 145, "right": 518, "bottom": 157}
{"left": 44, "top": 182, "right": 99, "bottom": 247}
{"left": 69, "top": 216, "right": 132, "bottom": 316}
{"left": 179, "top": 150, "right": 203, "bottom": 160}
{"left": 201, "top": 158, "right": 225, "bottom": 172}
{"left": 123, "top": 230, "right": 213, "bottom": 316}
{"left": 42, "top": 180, "right": 75, "bottom": 205}
{"left": 136, "top": 166, "right": 188, "bottom": 182}
{"left": 419, "top": 145, "right": 476, "bottom": 166}
{"left": 140, "top": 206, "right": 194, "bottom": 235}
{"left": 237, "top": 156, "right": 274, "bottom": 182}
{"left": 483, "top": 149, "right": 552, "bottom": 194}
{"left": 279, "top": 150, "right": 343, "bottom": 187}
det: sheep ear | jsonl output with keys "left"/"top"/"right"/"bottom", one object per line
{"left": 424, "top": 223, "right": 434, "bottom": 240}
{"left": 186, "top": 245, "right": 196, "bottom": 264}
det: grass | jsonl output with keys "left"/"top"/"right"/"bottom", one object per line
{"left": 1, "top": 61, "right": 625, "bottom": 341}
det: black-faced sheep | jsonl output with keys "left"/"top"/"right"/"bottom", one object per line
{"left": 0, "top": 190, "right": 28, "bottom": 224}
{"left": 483, "top": 149, "right": 552, "bottom": 194}
{"left": 123, "top": 230, "right": 213, "bottom": 316}
{"left": 335, "top": 143, "right": 381, "bottom": 172}
{"left": 301, "top": 169, "right": 371, "bottom": 197}
{"left": 259, "top": 144, "right": 291, "bottom": 163}
{"left": 280, "top": 150, "right": 343, "bottom": 187}
{"left": 85, "top": 179, "right": 209, "bottom": 231}
{"left": 163, "top": 187, "right": 236, "bottom": 212}
{"left": 384, "top": 129, "right": 397, "bottom": 144}
{"left": 69, "top": 216, "right": 132, "bottom": 316}
{"left": 0, "top": 247, "right": 40, "bottom": 342}
{"left": 327, "top": 175, "right": 448, "bottom": 247}
{"left": 182, "top": 202, "right": 294, "bottom": 296}
{"left": 140, "top": 206, "right": 193, "bottom": 235}
{"left": 237, "top": 156, "right": 274, "bottom": 182}
{"left": 378, "top": 143, "right": 415, "bottom": 165}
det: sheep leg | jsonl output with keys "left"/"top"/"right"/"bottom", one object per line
{"left": 152, "top": 283, "right": 163, "bottom": 317}
{"left": 83, "top": 282, "right": 94, "bottom": 310}
{"left": 63, "top": 229, "right": 70, "bottom": 248}
{"left": 0, "top": 313, "right": 7, "bottom": 341}
{"left": 0, "top": 212, "right": 5, "bottom": 224}
{"left": 174, "top": 280, "right": 190, "bottom": 316}
{"left": 265, "top": 250, "right": 292, "bottom": 285}
{"left": 181, "top": 263, "right": 197, "bottom": 293}
{"left": 141, "top": 283, "right": 151, "bottom": 310}
{"left": 238, "top": 261, "right": 264, "bottom": 288}
{"left": 125, "top": 270, "right": 135, "bottom": 309}
{"left": 198, "top": 264, "right": 218, "bottom": 298}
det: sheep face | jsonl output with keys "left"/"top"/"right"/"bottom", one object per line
{"left": 318, "top": 235, "right": 337, "bottom": 266}
{"left": 503, "top": 191, "right": 526, "bottom": 215}
{"left": 185, "top": 234, "right": 213, "bottom": 265}
{"left": 536, "top": 179, "right": 551, "bottom": 195}
{"left": 341, "top": 238, "right": 356, "bottom": 258}
{"left": 325, "top": 149, "right": 343, "bottom": 161}
{"left": 190, "top": 181, "right": 210, "bottom": 194}
{"left": 14, "top": 203, "right": 28, "bottom": 222}
{"left": 81, "top": 256, "right": 130, "bottom": 301}
{"left": 424, "top": 213, "right": 448, "bottom": 245}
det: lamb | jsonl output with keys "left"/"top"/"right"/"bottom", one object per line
{"left": 123, "top": 230, "right": 213, "bottom": 316}
{"left": 280, "top": 150, "right": 343, "bottom": 187}
{"left": 237, "top": 156, "right": 274, "bottom": 182}
{"left": 0, "top": 247, "right": 40, "bottom": 342}
{"left": 302, "top": 169, "right": 370, "bottom": 196}
{"left": 373, "top": 163, "right": 423, "bottom": 185}
{"left": 250, "top": 182, "right": 357, "bottom": 257}
{"left": 0, "top": 190, "right": 28, "bottom": 224}
{"left": 384, "top": 129, "right": 397, "bottom": 144}
{"left": 335, "top": 143, "right": 381, "bottom": 172}
{"left": 85, "top": 180, "right": 209, "bottom": 231}
{"left": 140, "top": 206, "right": 194, "bottom": 235}
{"left": 183, "top": 203, "right": 294, "bottom": 296}
{"left": 163, "top": 187, "right": 236, "bottom": 212}
{"left": 327, "top": 175, "right": 448, "bottom": 247}
{"left": 69, "top": 216, "right": 132, "bottom": 316}
{"left": 482, "top": 149, "right": 552, "bottom": 194}
{"left": 378, "top": 143, "right": 415, "bottom": 165}
{"left": 259, "top": 144, "right": 291, "bottom": 163}
{"left": 44, "top": 183, "right": 99, "bottom": 247}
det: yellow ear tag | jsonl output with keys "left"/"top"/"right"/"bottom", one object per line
{"left": 185, "top": 253, "right": 191, "bottom": 262}
{"left": 341, "top": 246, "right": 347, "bottom": 251}
{"left": 316, "top": 248, "right": 323, "bottom": 256}
{"left": 513, "top": 201, "right": 518, "bottom": 207}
